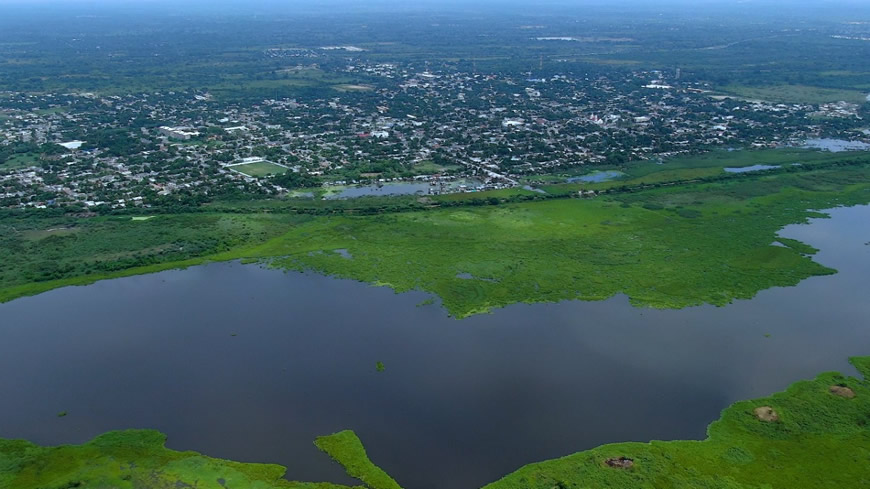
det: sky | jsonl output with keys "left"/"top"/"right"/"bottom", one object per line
{"left": 0, "top": 0, "right": 867, "bottom": 21}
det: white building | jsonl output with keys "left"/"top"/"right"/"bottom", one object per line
{"left": 159, "top": 126, "right": 200, "bottom": 140}
{"left": 59, "top": 140, "right": 85, "bottom": 150}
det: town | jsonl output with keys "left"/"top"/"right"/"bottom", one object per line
{"left": 1, "top": 61, "right": 866, "bottom": 210}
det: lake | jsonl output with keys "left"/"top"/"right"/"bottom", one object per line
{"left": 1, "top": 205, "right": 869, "bottom": 489}
{"left": 724, "top": 164, "right": 780, "bottom": 173}
{"left": 566, "top": 170, "right": 625, "bottom": 183}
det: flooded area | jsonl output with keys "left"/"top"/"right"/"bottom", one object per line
{"left": 323, "top": 179, "right": 487, "bottom": 199}
{"left": 803, "top": 138, "right": 870, "bottom": 152}
{"left": 323, "top": 182, "right": 433, "bottom": 199}
{"left": 725, "top": 164, "right": 781, "bottom": 173}
{"left": 1, "top": 205, "right": 869, "bottom": 489}
{"left": 566, "top": 170, "right": 625, "bottom": 183}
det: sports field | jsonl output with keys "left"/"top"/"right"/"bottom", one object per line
{"left": 230, "top": 161, "right": 288, "bottom": 177}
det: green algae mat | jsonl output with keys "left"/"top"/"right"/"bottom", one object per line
{"left": 3, "top": 356, "right": 869, "bottom": 489}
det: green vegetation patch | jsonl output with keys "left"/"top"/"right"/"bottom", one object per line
{"left": 432, "top": 187, "right": 540, "bottom": 203}
{"left": 315, "top": 431, "right": 401, "bottom": 489}
{"left": 718, "top": 84, "right": 868, "bottom": 104}
{"left": 0, "top": 430, "right": 357, "bottom": 489}
{"left": 21, "top": 227, "right": 81, "bottom": 240}
{"left": 3, "top": 160, "right": 870, "bottom": 318}
{"left": 484, "top": 356, "right": 870, "bottom": 489}
{"left": 0, "top": 213, "right": 303, "bottom": 302}
{"left": 258, "top": 163, "right": 870, "bottom": 317}
{"left": 776, "top": 237, "right": 820, "bottom": 255}
{"left": 412, "top": 160, "right": 462, "bottom": 175}
{"left": 1, "top": 152, "right": 40, "bottom": 170}
{"left": 540, "top": 149, "right": 861, "bottom": 193}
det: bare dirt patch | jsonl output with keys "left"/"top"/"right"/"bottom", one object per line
{"left": 604, "top": 457, "right": 634, "bottom": 469}
{"left": 830, "top": 385, "right": 856, "bottom": 398}
{"left": 754, "top": 406, "right": 779, "bottom": 422}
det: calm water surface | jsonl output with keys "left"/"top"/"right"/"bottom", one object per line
{"left": 803, "top": 138, "right": 870, "bottom": 152}
{"left": 326, "top": 182, "right": 432, "bottom": 199}
{"left": 1, "top": 205, "right": 869, "bottom": 489}
{"left": 566, "top": 170, "right": 625, "bottom": 183}
{"left": 724, "top": 164, "right": 780, "bottom": 173}
{"left": 325, "top": 179, "right": 486, "bottom": 199}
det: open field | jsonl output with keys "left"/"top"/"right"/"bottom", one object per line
{"left": 412, "top": 160, "right": 462, "bottom": 174}
{"left": 718, "top": 84, "right": 868, "bottom": 104}
{"left": 230, "top": 161, "right": 288, "bottom": 177}
{"left": 4, "top": 356, "right": 868, "bottom": 489}
{"left": 1, "top": 153, "right": 40, "bottom": 170}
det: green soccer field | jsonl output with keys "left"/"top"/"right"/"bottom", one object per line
{"left": 231, "top": 161, "right": 287, "bottom": 177}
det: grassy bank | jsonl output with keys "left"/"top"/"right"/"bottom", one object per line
{"left": 0, "top": 430, "right": 357, "bottom": 489}
{"left": 484, "top": 356, "right": 870, "bottom": 489}
{"left": 315, "top": 431, "right": 401, "bottom": 489}
{"left": 0, "top": 213, "right": 305, "bottom": 302}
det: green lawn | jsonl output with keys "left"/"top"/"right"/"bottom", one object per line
{"left": 1, "top": 152, "right": 40, "bottom": 169}
{"left": 412, "top": 160, "right": 462, "bottom": 174}
{"left": 230, "top": 161, "right": 288, "bottom": 177}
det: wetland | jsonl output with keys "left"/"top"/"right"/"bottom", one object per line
{"left": 1, "top": 204, "right": 869, "bottom": 489}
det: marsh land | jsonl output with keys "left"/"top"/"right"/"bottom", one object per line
{"left": 1, "top": 201, "right": 869, "bottom": 488}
